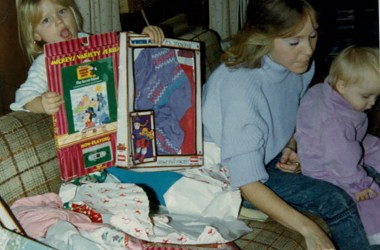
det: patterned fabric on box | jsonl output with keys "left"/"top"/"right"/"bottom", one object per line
{"left": 0, "top": 112, "right": 61, "bottom": 205}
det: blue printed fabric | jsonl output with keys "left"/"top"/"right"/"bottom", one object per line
{"left": 133, "top": 48, "right": 192, "bottom": 154}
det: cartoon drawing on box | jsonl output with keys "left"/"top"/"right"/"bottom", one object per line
{"left": 131, "top": 112, "right": 156, "bottom": 164}
{"left": 97, "top": 92, "right": 106, "bottom": 111}
{"left": 70, "top": 82, "right": 111, "bottom": 135}
{"left": 83, "top": 107, "right": 96, "bottom": 128}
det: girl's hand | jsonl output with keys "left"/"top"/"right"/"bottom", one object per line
{"left": 41, "top": 91, "right": 64, "bottom": 115}
{"left": 276, "top": 147, "right": 302, "bottom": 173}
{"left": 355, "top": 188, "right": 378, "bottom": 202}
{"left": 142, "top": 25, "right": 165, "bottom": 44}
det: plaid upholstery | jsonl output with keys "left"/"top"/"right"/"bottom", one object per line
{"left": 0, "top": 111, "right": 61, "bottom": 205}
{"left": 236, "top": 215, "right": 329, "bottom": 249}
{"left": 236, "top": 219, "right": 305, "bottom": 250}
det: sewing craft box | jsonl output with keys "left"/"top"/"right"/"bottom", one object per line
{"left": 116, "top": 32, "right": 204, "bottom": 170}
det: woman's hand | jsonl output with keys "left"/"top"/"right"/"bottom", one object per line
{"left": 142, "top": 25, "right": 165, "bottom": 44}
{"left": 301, "top": 221, "right": 336, "bottom": 250}
{"left": 276, "top": 147, "right": 301, "bottom": 173}
{"left": 241, "top": 182, "right": 335, "bottom": 250}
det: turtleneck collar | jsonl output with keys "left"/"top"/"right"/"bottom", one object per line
{"left": 257, "top": 55, "right": 289, "bottom": 85}
{"left": 322, "top": 78, "right": 367, "bottom": 122}
{"left": 262, "top": 55, "right": 288, "bottom": 73}
{"left": 260, "top": 55, "right": 314, "bottom": 85}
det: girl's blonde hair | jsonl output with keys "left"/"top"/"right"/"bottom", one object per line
{"left": 329, "top": 46, "right": 380, "bottom": 88}
{"left": 16, "top": 0, "right": 83, "bottom": 62}
{"left": 222, "top": 0, "right": 317, "bottom": 69}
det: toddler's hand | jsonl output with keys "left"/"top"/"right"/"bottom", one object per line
{"left": 276, "top": 147, "right": 301, "bottom": 174}
{"left": 41, "top": 91, "right": 64, "bottom": 115}
{"left": 355, "top": 188, "right": 377, "bottom": 202}
{"left": 142, "top": 25, "right": 165, "bottom": 45}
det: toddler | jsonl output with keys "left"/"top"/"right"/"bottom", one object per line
{"left": 296, "top": 45, "right": 380, "bottom": 245}
{"left": 11, "top": 0, "right": 164, "bottom": 114}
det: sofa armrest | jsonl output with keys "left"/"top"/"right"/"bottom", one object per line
{"left": 0, "top": 111, "right": 61, "bottom": 205}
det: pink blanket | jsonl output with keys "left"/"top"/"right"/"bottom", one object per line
{"left": 11, "top": 193, "right": 103, "bottom": 238}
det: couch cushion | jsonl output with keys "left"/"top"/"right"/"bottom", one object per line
{"left": 0, "top": 112, "right": 61, "bottom": 205}
{"left": 235, "top": 214, "right": 330, "bottom": 249}
{"left": 236, "top": 219, "right": 306, "bottom": 249}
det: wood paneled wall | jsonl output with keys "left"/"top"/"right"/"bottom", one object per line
{"left": 0, "top": 0, "right": 30, "bottom": 116}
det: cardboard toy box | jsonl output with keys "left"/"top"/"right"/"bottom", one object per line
{"left": 45, "top": 31, "right": 203, "bottom": 179}
{"left": 116, "top": 32, "right": 204, "bottom": 170}
{"left": 45, "top": 32, "right": 119, "bottom": 180}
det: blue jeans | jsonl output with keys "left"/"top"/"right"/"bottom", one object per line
{"left": 244, "top": 156, "right": 371, "bottom": 250}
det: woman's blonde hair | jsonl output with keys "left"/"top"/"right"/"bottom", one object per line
{"left": 16, "top": 0, "right": 83, "bottom": 62}
{"left": 329, "top": 46, "right": 380, "bottom": 88}
{"left": 222, "top": 0, "right": 317, "bottom": 69}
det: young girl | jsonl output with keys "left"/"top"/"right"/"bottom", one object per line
{"left": 11, "top": 0, "right": 164, "bottom": 114}
{"left": 296, "top": 46, "right": 380, "bottom": 245}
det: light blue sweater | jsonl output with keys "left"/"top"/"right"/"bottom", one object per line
{"left": 202, "top": 56, "right": 314, "bottom": 187}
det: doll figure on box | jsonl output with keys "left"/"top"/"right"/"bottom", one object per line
{"left": 83, "top": 107, "right": 96, "bottom": 128}
{"left": 132, "top": 116, "right": 154, "bottom": 163}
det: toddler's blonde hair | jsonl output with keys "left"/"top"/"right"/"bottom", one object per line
{"left": 329, "top": 46, "right": 380, "bottom": 88}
